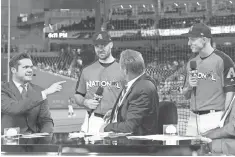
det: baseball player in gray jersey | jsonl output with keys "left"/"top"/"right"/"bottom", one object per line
{"left": 182, "top": 23, "right": 235, "bottom": 136}
{"left": 74, "top": 31, "right": 125, "bottom": 134}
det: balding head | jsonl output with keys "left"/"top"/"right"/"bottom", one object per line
{"left": 120, "top": 49, "right": 145, "bottom": 76}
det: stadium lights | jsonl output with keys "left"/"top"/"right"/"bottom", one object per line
{"left": 60, "top": 9, "right": 70, "bottom": 11}
{"left": 174, "top": 3, "right": 178, "bottom": 7}
{"left": 197, "top": 2, "right": 200, "bottom": 5}
{"left": 151, "top": 4, "right": 154, "bottom": 8}
{"left": 143, "top": 4, "right": 146, "bottom": 8}
{"left": 184, "top": 3, "right": 187, "bottom": 6}
{"left": 129, "top": 5, "right": 132, "bottom": 8}
{"left": 229, "top": 1, "right": 232, "bottom": 4}
{"left": 121, "top": 5, "right": 123, "bottom": 9}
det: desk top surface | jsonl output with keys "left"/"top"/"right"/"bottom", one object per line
{"left": 1, "top": 133, "right": 210, "bottom": 155}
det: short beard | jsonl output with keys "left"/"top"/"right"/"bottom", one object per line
{"left": 99, "top": 51, "right": 111, "bottom": 61}
{"left": 98, "top": 48, "right": 111, "bottom": 61}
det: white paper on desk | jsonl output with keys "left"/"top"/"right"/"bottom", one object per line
{"left": 32, "top": 133, "right": 49, "bottom": 136}
{"left": 69, "top": 132, "right": 86, "bottom": 139}
{"left": 127, "top": 134, "right": 212, "bottom": 143}
{"left": 69, "top": 132, "right": 131, "bottom": 139}
{"left": 21, "top": 133, "right": 50, "bottom": 138}
{"left": 1, "top": 134, "right": 23, "bottom": 138}
{"left": 106, "top": 132, "right": 132, "bottom": 138}
{"left": 21, "top": 135, "right": 45, "bottom": 138}
{"left": 93, "top": 132, "right": 132, "bottom": 138}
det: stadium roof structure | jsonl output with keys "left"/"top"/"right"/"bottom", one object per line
{"left": 32, "top": 0, "right": 96, "bottom": 9}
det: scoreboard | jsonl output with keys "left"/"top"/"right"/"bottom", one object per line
{"left": 46, "top": 32, "right": 68, "bottom": 39}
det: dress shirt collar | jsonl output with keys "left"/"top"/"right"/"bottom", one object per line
{"left": 126, "top": 72, "right": 145, "bottom": 90}
{"left": 12, "top": 80, "right": 28, "bottom": 91}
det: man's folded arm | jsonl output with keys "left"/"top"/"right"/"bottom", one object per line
{"left": 204, "top": 116, "right": 235, "bottom": 139}
{"left": 104, "top": 91, "right": 151, "bottom": 133}
{"left": 1, "top": 89, "right": 45, "bottom": 115}
{"left": 37, "top": 100, "right": 54, "bottom": 133}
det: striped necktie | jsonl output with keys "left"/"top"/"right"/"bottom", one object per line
{"left": 20, "top": 84, "right": 32, "bottom": 133}
{"left": 20, "top": 84, "right": 27, "bottom": 99}
{"left": 112, "top": 86, "right": 127, "bottom": 123}
{"left": 118, "top": 86, "right": 127, "bottom": 106}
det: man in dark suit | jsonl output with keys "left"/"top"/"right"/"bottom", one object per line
{"left": 100, "top": 49, "right": 159, "bottom": 135}
{"left": 1, "top": 53, "right": 66, "bottom": 137}
{"left": 202, "top": 96, "right": 235, "bottom": 155}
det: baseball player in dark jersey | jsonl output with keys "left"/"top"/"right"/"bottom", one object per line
{"left": 182, "top": 23, "right": 235, "bottom": 136}
{"left": 74, "top": 31, "right": 125, "bottom": 134}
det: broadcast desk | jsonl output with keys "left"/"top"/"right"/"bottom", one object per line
{"left": 1, "top": 132, "right": 210, "bottom": 156}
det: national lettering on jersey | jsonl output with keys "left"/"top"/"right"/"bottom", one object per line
{"left": 197, "top": 71, "right": 217, "bottom": 82}
{"left": 86, "top": 80, "right": 121, "bottom": 90}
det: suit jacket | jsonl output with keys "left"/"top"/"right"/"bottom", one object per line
{"left": 204, "top": 97, "right": 235, "bottom": 155}
{"left": 104, "top": 74, "right": 159, "bottom": 135}
{"left": 1, "top": 80, "right": 54, "bottom": 134}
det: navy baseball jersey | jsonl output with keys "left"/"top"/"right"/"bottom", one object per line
{"left": 76, "top": 60, "right": 125, "bottom": 115}
{"left": 185, "top": 50, "right": 235, "bottom": 111}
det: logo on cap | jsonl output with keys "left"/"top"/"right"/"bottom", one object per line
{"left": 96, "top": 34, "right": 103, "bottom": 40}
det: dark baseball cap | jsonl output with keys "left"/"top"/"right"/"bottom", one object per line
{"left": 182, "top": 23, "right": 212, "bottom": 38}
{"left": 92, "top": 31, "right": 112, "bottom": 45}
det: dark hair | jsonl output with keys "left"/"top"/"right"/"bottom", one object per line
{"left": 9, "top": 53, "right": 32, "bottom": 69}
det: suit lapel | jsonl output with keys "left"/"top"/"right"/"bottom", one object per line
{"left": 27, "top": 83, "right": 35, "bottom": 94}
{"left": 9, "top": 81, "right": 22, "bottom": 100}
{"left": 225, "top": 96, "right": 235, "bottom": 121}
{"left": 110, "top": 90, "right": 123, "bottom": 123}
{"left": 118, "top": 74, "right": 147, "bottom": 109}
{"left": 221, "top": 96, "right": 235, "bottom": 121}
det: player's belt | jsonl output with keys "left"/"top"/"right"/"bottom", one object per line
{"left": 192, "top": 110, "right": 221, "bottom": 115}
{"left": 87, "top": 111, "right": 104, "bottom": 118}
{"left": 94, "top": 113, "right": 104, "bottom": 118}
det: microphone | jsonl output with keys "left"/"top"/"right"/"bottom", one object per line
{"left": 190, "top": 61, "right": 197, "bottom": 96}
{"left": 88, "top": 86, "right": 104, "bottom": 117}
{"left": 93, "top": 86, "right": 104, "bottom": 102}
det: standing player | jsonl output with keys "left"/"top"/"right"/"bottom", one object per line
{"left": 182, "top": 23, "right": 235, "bottom": 136}
{"left": 68, "top": 97, "right": 76, "bottom": 118}
{"left": 74, "top": 31, "right": 124, "bottom": 134}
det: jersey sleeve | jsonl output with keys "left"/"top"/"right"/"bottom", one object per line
{"left": 222, "top": 56, "right": 235, "bottom": 93}
{"left": 75, "top": 69, "right": 86, "bottom": 96}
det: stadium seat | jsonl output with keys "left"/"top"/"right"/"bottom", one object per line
{"left": 157, "top": 101, "right": 178, "bottom": 134}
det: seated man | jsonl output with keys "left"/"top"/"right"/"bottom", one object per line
{"left": 202, "top": 96, "right": 235, "bottom": 155}
{"left": 100, "top": 49, "right": 159, "bottom": 135}
{"left": 1, "top": 53, "right": 65, "bottom": 143}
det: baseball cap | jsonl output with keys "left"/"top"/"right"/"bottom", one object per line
{"left": 181, "top": 23, "right": 212, "bottom": 38}
{"left": 92, "top": 31, "right": 112, "bottom": 45}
